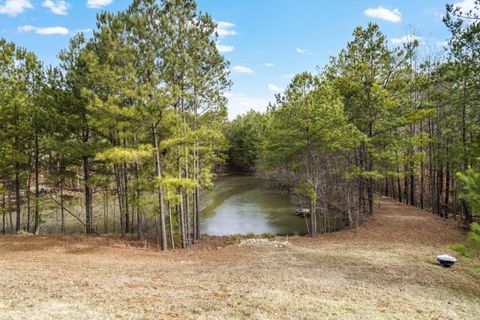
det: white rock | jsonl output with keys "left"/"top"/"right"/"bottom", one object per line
{"left": 437, "top": 254, "right": 457, "bottom": 262}
{"left": 239, "top": 238, "right": 289, "bottom": 247}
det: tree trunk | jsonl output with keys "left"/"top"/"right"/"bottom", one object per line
{"left": 155, "top": 215, "right": 160, "bottom": 249}
{"left": 403, "top": 162, "right": 409, "bottom": 205}
{"left": 112, "top": 194, "right": 116, "bottom": 233}
{"left": 168, "top": 202, "right": 175, "bottom": 250}
{"left": 461, "top": 81, "right": 472, "bottom": 224}
{"left": 26, "top": 173, "right": 31, "bottom": 232}
{"left": 195, "top": 187, "right": 200, "bottom": 241}
{"left": 306, "top": 130, "right": 317, "bottom": 237}
{"left": 34, "top": 134, "right": 40, "bottom": 234}
{"left": 444, "top": 161, "right": 450, "bottom": 219}
{"left": 60, "top": 180, "right": 65, "bottom": 233}
{"left": 409, "top": 162, "right": 415, "bottom": 206}
{"left": 366, "top": 159, "right": 373, "bottom": 216}
{"left": 409, "top": 124, "right": 415, "bottom": 207}
{"left": 2, "top": 191, "right": 5, "bottom": 235}
{"left": 192, "top": 190, "right": 197, "bottom": 243}
{"left": 123, "top": 163, "right": 130, "bottom": 235}
{"left": 185, "top": 191, "right": 191, "bottom": 246}
{"left": 193, "top": 94, "right": 200, "bottom": 242}
{"left": 397, "top": 164, "right": 402, "bottom": 203}
{"left": 178, "top": 187, "right": 186, "bottom": 248}
{"left": 136, "top": 189, "right": 143, "bottom": 241}
{"left": 8, "top": 191, "right": 13, "bottom": 233}
{"left": 390, "top": 177, "right": 396, "bottom": 200}
{"left": 153, "top": 126, "right": 167, "bottom": 251}
{"left": 103, "top": 191, "right": 108, "bottom": 234}
{"left": 420, "top": 159, "right": 425, "bottom": 210}
{"left": 384, "top": 177, "right": 389, "bottom": 197}
{"left": 114, "top": 164, "right": 126, "bottom": 238}
{"left": 452, "top": 176, "right": 458, "bottom": 220}
{"left": 428, "top": 118, "right": 436, "bottom": 213}
{"left": 83, "top": 156, "right": 93, "bottom": 234}
{"left": 309, "top": 201, "right": 317, "bottom": 237}
{"left": 420, "top": 121, "right": 425, "bottom": 210}
{"left": 366, "top": 124, "right": 374, "bottom": 216}
{"left": 15, "top": 160, "right": 21, "bottom": 233}
{"left": 356, "top": 148, "right": 365, "bottom": 212}
{"left": 436, "top": 163, "right": 443, "bottom": 217}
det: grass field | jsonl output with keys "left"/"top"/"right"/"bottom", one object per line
{"left": 0, "top": 198, "right": 479, "bottom": 319}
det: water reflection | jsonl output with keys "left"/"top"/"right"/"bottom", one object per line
{"left": 200, "top": 175, "right": 307, "bottom": 236}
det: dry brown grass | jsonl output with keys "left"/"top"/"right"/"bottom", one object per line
{"left": 0, "top": 198, "right": 479, "bottom": 320}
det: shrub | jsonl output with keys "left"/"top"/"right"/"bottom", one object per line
{"left": 451, "top": 223, "right": 480, "bottom": 258}
{"left": 262, "top": 232, "right": 276, "bottom": 239}
{"left": 457, "top": 168, "right": 480, "bottom": 214}
{"left": 468, "top": 222, "right": 480, "bottom": 256}
{"left": 450, "top": 243, "right": 469, "bottom": 257}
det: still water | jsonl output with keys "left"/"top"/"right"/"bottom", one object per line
{"left": 200, "top": 175, "right": 308, "bottom": 236}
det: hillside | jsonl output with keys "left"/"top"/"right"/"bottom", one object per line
{"left": 0, "top": 198, "right": 479, "bottom": 320}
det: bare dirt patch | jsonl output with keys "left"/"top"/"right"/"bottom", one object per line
{"left": 307, "top": 197, "right": 466, "bottom": 245}
{"left": 0, "top": 198, "right": 479, "bottom": 319}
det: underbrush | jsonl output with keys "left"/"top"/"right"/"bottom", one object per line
{"left": 450, "top": 222, "right": 480, "bottom": 258}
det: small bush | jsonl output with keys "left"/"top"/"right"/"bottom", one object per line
{"left": 450, "top": 223, "right": 480, "bottom": 258}
{"left": 450, "top": 243, "right": 469, "bottom": 257}
{"left": 468, "top": 223, "right": 480, "bottom": 245}
{"left": 262, "top": 232, "right": 276, "bottom": 239}
{"left": 245, "top": 232, "right": 256, "bottom": 239}
{"left": 468, "top": 222, "right": 480, "bottom": 256}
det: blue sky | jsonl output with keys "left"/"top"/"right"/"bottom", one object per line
{"left": 0, "top": 0, "right": 472, "bottom": 118}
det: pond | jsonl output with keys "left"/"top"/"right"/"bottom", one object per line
{"left": 200, "top": 175, "right": 308, "bottom": 236}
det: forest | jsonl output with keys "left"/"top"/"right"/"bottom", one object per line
{"left": 0, "top": 0, "right": 480, "bottom": 251}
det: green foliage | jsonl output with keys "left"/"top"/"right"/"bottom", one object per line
{"left": 294, "top": 180, "right": 316, "bottom": 205}
{"left": 457, "top": 168, "right": 480, "bottom": 216}
{"left": 0, "top": 0, "right": 230, "bottom": 241}
{"left": 225, "top": 111, "right": 265, "bottom": 172}
{"left": 95, "top": 145, "right": 153, "bottom": 164}
{"left": 450, "top": 243, "right": 469, "bottom": 257}
{"left": 451, "top": 223, "right": 480, "bottom": 258}
{"left": 469, "top": 223, "right": 480, "bottom": 252}
{"left": 265, "top": 75, "right": 361, "bottom": 167}
{"left": 159, "top": 176, "right": 198, "bottom": 192}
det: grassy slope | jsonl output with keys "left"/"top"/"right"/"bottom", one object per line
{"left": 0, "top": 198, "right": 479, "bottom": 320}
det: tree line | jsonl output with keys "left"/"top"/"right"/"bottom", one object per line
{"left": 0, "top": 0, "right": 230, "bottom": 250}
{"left": 1, "top": 0, "right": 480, "bottom": 246}
{"left": 226, "top": 2, "right": 480, "bottom": 236}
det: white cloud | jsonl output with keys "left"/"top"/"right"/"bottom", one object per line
{"left": 216, "top": 21, "right": 237, "bottom": 38}
{"left": 264, "top": 63, "right": 274, "bottom": 67}
{"left": 436, "top": 40, "right": 448, "bottom": 47}
{"left": 225, "top": 92, "right": 271, "bottom": 119}
{"left": 232, "top": 65, "right": 254, "bottom": 74}
{"left": 453, "top": 0, "right": 478, "bottom": 13}
{"left": 216, "top": 44, "right": 234, "bottom": 53}
{"left": 296, "top": 48, "right": 311, "bottom": 54}
{"left": 268, "top": 84, "right": 282, "bottom": 93}
{"left": 87, "top": 0, "right": 112, "bottom": 8}
{"left": 0, "top": 0, "right": 33, "bottom": 16}
{"left": 42, "top": 0, "right": 68, "bottom": 15}
{"left": 391, "top": 34, "right": 422, "bottom": 44}
{"left": 18, "top": 25, "right": 70, "bottom": 35}
{"left": 215, "top": 21, "right": 236, "bottom": 55}
{"left": 364, "top": 7, "right": 402, "bottom": 22}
